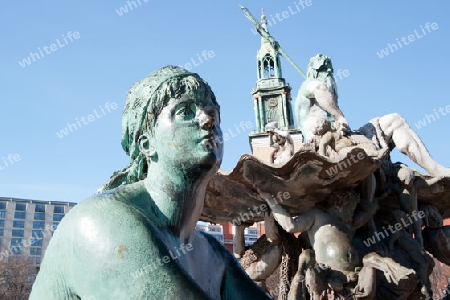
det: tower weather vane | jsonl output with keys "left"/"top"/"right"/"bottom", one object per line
{"left": 238, "top": 3, "right": 307, "bottom": 79}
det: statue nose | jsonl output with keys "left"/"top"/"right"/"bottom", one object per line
{"left": 199, "top": 109, "right": 216, "bottom": 131}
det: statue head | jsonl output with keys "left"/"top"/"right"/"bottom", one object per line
{"left": 265, "top": 122, "right": 285, "bottom": 147}
{"left": 264, "top": 121, "right": 278, "bottom": 134}
{"left": 306, "top": 54, "right": 334, "bottom": 79}
{"left": 306, "top": 54, "right": 338, "bottom": 102}
{"left": 101, "top": 66, "right": 223, "bottom": 190}
{"left": 394, "top": 163, "right": 416, "bottom": 187}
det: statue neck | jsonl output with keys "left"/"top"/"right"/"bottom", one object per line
{"left": 144, "top": 162, "right": 212, "bottom": 242}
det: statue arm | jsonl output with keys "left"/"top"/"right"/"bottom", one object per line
{"left": 306, "top": 80, "right": 349, "bottom": 135}
{"left": 260, "top": 192, "right": 315, "bottom": 233}
{"left": 233, "top": 225, "right": 247, "bottom": 258}
{"left": 275, "top": 129, "right": 294, "bottom": 154}
{"left": 264, "top": 211, "right": 281, "bottom": 245}
{"left": 30, "top": 258, "right": 75, "bottom": 299}
{"left": 294, "top": 89, "right": 311, "bottom": 135}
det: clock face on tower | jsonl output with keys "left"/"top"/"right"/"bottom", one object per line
{"left": 268, "top": 98, "right": 278, "bottom": 107}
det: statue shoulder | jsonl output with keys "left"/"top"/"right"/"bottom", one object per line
{"left": 53, "top": 182, "right": 158, "bottom": 253}
{"left": 297, "top": 79, "right": 325, "bottom": 100}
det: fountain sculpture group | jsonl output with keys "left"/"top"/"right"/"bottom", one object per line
{"left": 29, "top": 54, "right": 450, "bottom": 299}
{"left": 230, "top": 54, "right": 450, "bottom": 299}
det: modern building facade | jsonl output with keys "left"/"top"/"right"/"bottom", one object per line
{"left": 0, "top": 197, "right": 76, "bottom": 278}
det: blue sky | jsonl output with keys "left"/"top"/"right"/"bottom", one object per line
{"left": 1, "top": 1, "right": 449, "bottom": 203}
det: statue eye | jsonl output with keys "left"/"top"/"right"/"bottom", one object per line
{"left": 175, "top": 102, "right": 196, "bottom": 120}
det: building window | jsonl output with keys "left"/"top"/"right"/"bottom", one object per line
{"left": 31, "top": 239, "right": 43, "bottom": 246}
{"left": 32, "top": 230, "right": 44, "bottom": 239}
{"left": 14, "top": 212, "right": 26, "bottom": 219}
{"left": 15, "top": 203, "right": 26, "bottom": 211}
{"left": 30, "top": 257, "right": 41, "bottom": 264}
{"left": 30, "top": 248, "right": 42, "bottom": 255}
{"left": 34, "top": 213, "right": 46, "bottom": 220}
{"left": 0, "top": 220, "right": 4, "bottom": 227}
{"left": 28, "top": 268, "right": 37, "bottom": 275}
{"left": 33, "top": 221, "right": 45, "bottom": 229}
{"left": 0, "top": 229, "right": 3, "bottom": 236}
{"left": 248, "top": 228, "right": 257, "bottom": 235}
{"left": 263, "top": 54, "right": 275, "bottom": 77}
{"left": 10, "top": 238, "right": 23, "bottom": 246}
{"left": 10, "top": 246, "right": 22, "bottom": 254}
{"left": 13, "top": 220, "right": 25, "bottom": 228}
{"left": 53, "top": 206, "right": 64, "bottom": 214}
{"left": 0, "top": 202, "right": 6, "bottom": 218}
{"left": 53, "top": 214, "right": 64, "bottom": 222}
{"left": 12, "top": 229, "right": 24, "bottom": 237}
{"left": 35, "top": 205, "right": 46, "bottom": 212}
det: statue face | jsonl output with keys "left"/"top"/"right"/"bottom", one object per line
{"left": 149, "top": 91, "right": 223, "bottom": 171}
{"left": 271, "top": 133, "right": 285, "bottom": 146}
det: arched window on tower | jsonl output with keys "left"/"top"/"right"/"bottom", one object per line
{"left": 258, "top": 61, "right": 262, "bottom": 79}
{"left": 276, "top": 56, "right": 282, "bottom": 78}
{"left": 262, "top": 54, "right": 275, "bottom": 78}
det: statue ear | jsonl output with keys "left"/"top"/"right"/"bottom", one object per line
{"left": 138, "top": 133, "right": 156, "bottom": 157}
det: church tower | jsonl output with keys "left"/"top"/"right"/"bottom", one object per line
{"left": 248, "top": 11, "right": 302, "bottom": 162}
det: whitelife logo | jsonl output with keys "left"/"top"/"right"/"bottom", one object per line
{"left": 18, "top": 31, "right": 81, "bottom": 68}
{"left": 56, "top": 102, "right": 118, "bottom": 139}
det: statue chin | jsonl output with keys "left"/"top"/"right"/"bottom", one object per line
{"left": 197, "top": 152, "right": 222, "bottom": 173}
{"left": 196, "top": 141, "right": 223, "bottom": 171}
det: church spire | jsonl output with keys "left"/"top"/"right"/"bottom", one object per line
{"left": 256, "top": 9, "right": 282, "bottom": 81}
{"left": 241, "top": 5, "right": 302, "bottom": 163}
{"left": 260, "top": 9, "right": 269, "bottom": 45}
{"left": 250, "top": 8, "right": 294, "bottom": 133}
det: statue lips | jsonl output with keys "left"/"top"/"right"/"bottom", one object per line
{"left": 197, "top": 131, "right": 224, "bottom": 170}
{"left": 199, "top": 133, "right": 218, "bottom": 150}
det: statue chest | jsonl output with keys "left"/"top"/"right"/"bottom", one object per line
{"left": 147, "top": 226, "right": 227, "bottom": 299}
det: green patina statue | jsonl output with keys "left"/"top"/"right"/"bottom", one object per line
{"left": 296, "top": 53, "right": 450, "bottom": 177}
{"left": 30, "top": 66, "right": 270, "bottom": 299}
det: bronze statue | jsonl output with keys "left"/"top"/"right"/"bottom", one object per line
{"left": 30, "top": 66, "right": 269, "bottom": 299}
